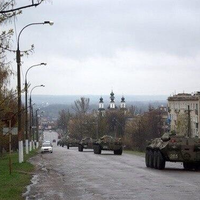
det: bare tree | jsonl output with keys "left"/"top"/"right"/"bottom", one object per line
{"left": 72, "top": 97, "right": 90, "bottom": 115}
{"left": 57, "top": 110, "right": 71, "bottom": 135}
{"left": 0, "top": 0, "right": 44, "bottom": 14}
{"left": 124, "top": 108, "right": 163, "bottom": 151}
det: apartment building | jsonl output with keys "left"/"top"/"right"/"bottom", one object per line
{"left": 168, "top": 92, "right": 200, "bottom": 137}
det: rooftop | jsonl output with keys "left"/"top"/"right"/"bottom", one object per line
{"left": 168, "top": 92, "right": 200, "bottom": 101}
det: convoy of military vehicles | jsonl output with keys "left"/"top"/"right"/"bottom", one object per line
{"left": 56, "top": 129, "right": 200, "bottom": 171}
{"left": 58, "top": 135, "right": 123, "bottom": 155}
{"left": 57, "top": 105, "right": 200, "bottom": 171}
{"left": 58, "top": 131, "right": 200, "bottom": 171}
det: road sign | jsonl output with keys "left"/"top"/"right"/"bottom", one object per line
{"left": 2, "top": 112, "right": 17, "bottom": 127}
{"left": 3, "top": 127, "right": 18, "bottom": 135}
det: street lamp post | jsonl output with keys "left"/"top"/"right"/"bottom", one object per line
{"left": 16, "top": 21, "right": 53, "bottom": 163}
{"left": 35, "top": 108, "right": 40, "bottom": 148}
{"left": 29, "top": 85, "right": 45, "bottom": 151}
{"left": 25, "top": 63, "right": 46, "bottom": 154}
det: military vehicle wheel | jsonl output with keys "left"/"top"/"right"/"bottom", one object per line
{"left": 114, "top": 148, "right": 122, "bottom": 155}
{"left": 157, "top": 151, "right": 165, "bottom": 170}
{"left": 183, "top": 162, "right": 194, "bottom": 170}
{"left": 149, "top": 150, "right": 154, "bottom": 168}
{"left": 78, "top": 145, "right": 83, "bottom": 152}
{"left": 145, "top": 150, "right": 150, "bottom": 167}
{"left": 153, "top": 151, "right": 158, "bottom": 169}
{"left": 118, "top": 148, "right": 123, "bottom": 155}
{"left": 93, "top": 145, "right": 97, "bottom": 154}
{"left": 194, "top": 163, "right": 200, "bottom": 170}
{"left": 97, "top": 145, "right": 101, "bottom": 154}
{"left": 94, "top": 145, "right": 101, "bottom": 154}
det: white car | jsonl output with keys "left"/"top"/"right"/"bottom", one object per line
{"left": 41, "top": 143, "right": 53, "bottom": 153}
{"left": 43, "top": 141, "right": 53, "bottom": 147}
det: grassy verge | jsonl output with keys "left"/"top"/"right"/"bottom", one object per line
{"left": 124, "top": 150, "right": 145, "bottom": 157}
{"left": 0, "top": 150, "right": 37, "bottom": 200}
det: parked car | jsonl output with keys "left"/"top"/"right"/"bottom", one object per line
{"left": 41, "top": 143, "right": 53, "bottom": 153}
{"left": 43, "top": 141, "right": 53, "bottom": 147}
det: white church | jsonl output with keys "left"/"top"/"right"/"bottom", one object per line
{"left": 98, "top": 91, "right": 127, "bottom": 115}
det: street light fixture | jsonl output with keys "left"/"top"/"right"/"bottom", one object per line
{"left": 29, "top": 85, "right": 45, "bottom": 151}
{"left": 24, "top": 63, "right": 47, "bottom": 154}
{"left": 16, "top": 21, "right": 53, "bottom": 163}
{"left": 44, "top": 21, "right": 54, "bottom": 25}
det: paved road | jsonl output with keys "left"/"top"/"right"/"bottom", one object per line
{"left": 25, "top": 131, "right": 200, "bottom": 200}
{"left": 43, "top": 130, "right": 58, "bottom": 143}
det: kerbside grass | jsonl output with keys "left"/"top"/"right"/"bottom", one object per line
{"left": 0, "top": 150, "right": 37, "bottom": 200}
{"left": 124, "top": 150, "right": 145, "bottom": 157}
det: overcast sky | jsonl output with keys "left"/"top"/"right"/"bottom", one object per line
{"left": 6, "top": 0, "right": 200, "bottom": 96}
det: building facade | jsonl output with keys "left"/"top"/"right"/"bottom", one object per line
{"left": 168, "top": 92, "right": 200, "bottom": 137}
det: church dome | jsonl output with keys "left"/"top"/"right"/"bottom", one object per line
{"left": 121, "top": 96, "right": 125, "bottom": 102}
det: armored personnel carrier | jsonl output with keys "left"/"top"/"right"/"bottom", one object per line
{"left": 78, "top": 137, "right": 95, "bottom": 152}
{"left": 58, "top": 137, "right": 79, "bottom": 149}
{"left": 58, "top": 137, "right": 67, "bottom": 147}
{"left": 66, "top": 138, "right": 79, "bottom": 149}
{"left": 145, "top": 132, "right": 200, "bottom": 170}
{"left": 93, "top": 135, "right": 123, "bottom": 155}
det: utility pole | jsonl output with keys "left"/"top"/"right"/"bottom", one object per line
{"left": 36, "top": 109, "right": 39, "bottom": 148}
{"left": 16, "top": 36, "right": 23, "bottom": 163}
{"left": 187, "top": 105, "right": 191, "bottom": 138}
{"left": 29, "top": 97, "right": 32, "bottom": 151}
{"left": 32, "top": 104, "right": 35, "bottom": 149}
{"left": 9, "top": 120, "right": 12, "bottom": 175}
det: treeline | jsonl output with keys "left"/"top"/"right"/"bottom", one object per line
{"left": 0, "top": 1, "right": 33, "bottom": 153}
{"left": 0, "top": 1, "right": 18, "bottom": 153}
{"left": 36, "top": 100, "right": 167, "bottom": 119}
{"left": 124, "top": 109, "right": 164, "bottom": 151}
{"left": 57, "top": 98, "right": 166, "bottom": 151}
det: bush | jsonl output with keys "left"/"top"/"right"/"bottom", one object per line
{"left": 0, "top": 134, "right": 18, "bottom": 153}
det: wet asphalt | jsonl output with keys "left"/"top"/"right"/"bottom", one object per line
{"left": 24, "top": 131, "right": 200, "bottom": 200}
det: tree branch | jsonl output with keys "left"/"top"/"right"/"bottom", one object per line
{"left": 0, "top": 1, "right": 43, "bottom": 14}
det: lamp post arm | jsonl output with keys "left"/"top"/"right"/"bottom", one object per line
{"left": 25, "top": 63, "right": 46, "bottom": 86}
{"left": 25, "top": 64, "right": 39, "bottom": 82}
{"left": 17, "top": 22, "right": 44, "bottom": 50}
{"left": 30, "top": 85, "right": 45, "bottom": 100}
{"left": 30, "top": 86, "right": 39, "bottom": 97}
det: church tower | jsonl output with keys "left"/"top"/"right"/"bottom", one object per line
{"left": 120, "top": 96, "right": 126, "bottom": 109}
{"left": 98, "top": 96, "right": 105, "bottom": 115}
{"left": 120, "top": 96, "right": 127, "bottom": 114}
{"left": 108, "top": 91, "right": 117, "bottom": 109}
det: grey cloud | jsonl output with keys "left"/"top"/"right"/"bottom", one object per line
{"left": 7, "top": 0, "right": 200, "bottom": 95}
{"left": 14, "top": 0, "right": 200, "bottom": 60}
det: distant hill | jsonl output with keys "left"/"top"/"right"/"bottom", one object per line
{"left": 23, "top": 95, "right": 168, "bottom": 119}
{"left": 22, "top": 94, "right": 168, "bottom": 105}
